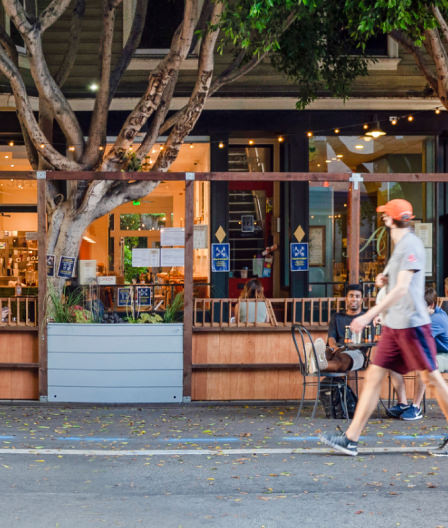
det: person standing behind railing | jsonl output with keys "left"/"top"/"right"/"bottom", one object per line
{"left": 234, "top": 279, "right": 269, "bottom": 323}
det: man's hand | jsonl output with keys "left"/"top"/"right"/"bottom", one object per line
{"left": 375, "top": 273, "right": 388, "bottom": 288}
{"left": 350, "top": 313, "right": 370, "bottom": 334}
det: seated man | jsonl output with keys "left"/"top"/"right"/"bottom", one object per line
{"left": 308, "top": 284, "right": 372, "bottom": 373}
{"left": 388, "top": 287, "right": 448, "bottom": 420}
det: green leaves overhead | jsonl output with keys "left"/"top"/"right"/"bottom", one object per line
{"left": 271, "top": 1, "right": 369, "bottom": 108}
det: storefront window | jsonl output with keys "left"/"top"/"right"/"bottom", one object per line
{"left": 309, "top": 135, "right": 435, "bottom": 297}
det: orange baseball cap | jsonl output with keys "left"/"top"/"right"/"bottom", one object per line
{"left": 376, "top": 199, "right": 415, "bottom": 221}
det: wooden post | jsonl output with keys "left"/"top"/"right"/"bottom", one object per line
{"left": 347, "top": 174, "right": 362, "bottom": 284}
{"left": 183, "top": 174, "right": 195, "bottom": 401}
{"left": 37, "top": 172, "right": 48, "bottom": 399}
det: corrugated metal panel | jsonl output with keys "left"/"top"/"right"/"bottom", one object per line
{"left": 47, "top": 324, "right": 183, "bottom": 403}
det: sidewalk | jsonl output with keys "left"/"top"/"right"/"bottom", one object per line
{"left": 0, "top": 400, "right": 445, "bottom": 453}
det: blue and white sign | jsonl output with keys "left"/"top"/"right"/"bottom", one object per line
{"left": 57, "top": 256, "right": 76, "bottom": 278}
{"left": 137, "top": 286, "right": 152, "bottom": 307}
{"left": 212, "top": 243, "right": 230, "bottom": 272}
{"left": 117, "top": 287, "right": 132, "bottom": 307}
{"left": 290, "top": 243, "right": 308, "bottom": 271}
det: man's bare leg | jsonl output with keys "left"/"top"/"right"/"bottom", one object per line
{"left": 389, "top": 371, "right": 408, "bottom": 405}
{"left": 420, "top": 370, "right": 448, "bottom": 420}
{"left": 413, "top": 372, "right": 426, "bottom": 408}
{"left": 345, "top": 364, "right": 388, "bottom": 442}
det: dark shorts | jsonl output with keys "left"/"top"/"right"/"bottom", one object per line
{"left": 372, "top": 324, "right": 437, "bottom": 375}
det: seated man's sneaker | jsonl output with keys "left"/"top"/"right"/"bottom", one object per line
{"left": 305, "top": 342, "right": 317, "bottom": 374}
{"left": 386, "top": 403, "right": 410, "bottom": 419}
{"left": 319, "top": 430, "right": 358, "bottom": 456}
{"left": 400, "top": 404, "right": 423, "bottom": 421}
{"left": 429, "top": 435, "right": 448, "bottom": 457}
{"left": 313, "top": 338, "right": 328, "bottom": 371}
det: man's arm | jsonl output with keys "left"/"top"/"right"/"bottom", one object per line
{"left": 328, "top": 313, "right": 339, "bottom": 348}
{"left": 350, "top": 270, "right": 414, "bottom": 333}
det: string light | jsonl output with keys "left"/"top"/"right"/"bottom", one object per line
{"left": 306, "top": 131, "right": 313, "bottom": 137}
{"left": 218, "top": 142, "right": 224, "bottom": 149}
{"left": 98, "top": 146, "right": 104, "bottom": 151}
{"left": 389, "top": 116, "right": 398, "bottom": 125}
{"left": 407, "top": 115, "right": 414, "bottom": 122}
{"left": 363, "top": 124, "right": 369, "bottom": 130}
{"left": 8, "top": 141, "right": 14, "bottom": 147}
{"left": 435, "top": 108, "right": 441, "bottom": 115}
{"left": 39, "top": 143, "right": 45, "bottom": 149}
{"left": 334, "top": 128, "right": 340, "bottom": 134}
{"left": 248, "top": 139, "right": 254, "bottom": 145}
{"left": 68, "top": 146, "right": 75, "bottom": 152}
{"left": 277, "top": 136, "right": 284, "bottom": 142}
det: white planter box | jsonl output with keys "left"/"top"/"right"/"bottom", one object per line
{"left": 47, "top": 323, "right": 183, "bottom": 403}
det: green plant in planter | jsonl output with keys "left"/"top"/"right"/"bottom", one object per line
{"left": 164, "top": 292, "right": 184, "bottom": 323}
{"left": 47, "top": 284, "right": 92, "bottom": 323}
{"left": 138, "top": 313, "right": 163, "bottom": 324}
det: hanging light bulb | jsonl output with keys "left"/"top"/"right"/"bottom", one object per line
{"left": 8, "top": 141, "right": 14, "bottom": 147}
{"left": 435, "top": 108, "right": 441, "bottom": 115}
{"left": 334, "top": 128, "right": 340, "bottom": 134}
{"left": 365, "top": 120, "right": 386, "bottom": 138}
{"left": 277, "top": 136, "right": 284, "bottom": 143}
{"left": 407, "top": 115, "right": 414, "bottom": 122}
{"left": 363, "top": 123, "right": 369, "bottom": 130}
{"left": 218, "top": 142, "right": 225, "bottom": 149}
{"left": 248, "top": 139, "right": 254, "bottom": 145}
{"left": 307, "top": 131, "right": 313, "bottom": 138}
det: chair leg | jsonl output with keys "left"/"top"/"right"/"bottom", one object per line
{"left": 311, "top": 378, "right": 321, "bottom": 419}
{"left": 342, "top": 378, "right": 349, "bottom": 421}
{"left": 296, "top": 383, "right": 307, "bottom": 420}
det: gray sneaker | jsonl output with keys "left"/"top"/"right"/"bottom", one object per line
{"left": 319, "top": 430, "right": 358, "bottom": 456}
{"left": 429, "top": 435, "right": 448, "bottom": 456}
{"left": 314, "top": 338, "right": 328, "bottom": 371}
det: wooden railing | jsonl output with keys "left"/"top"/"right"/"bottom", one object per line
{"left": 193, "top": 296, "right": 448, "bottom": 329}
{"left": 194, "top": 297, "right": 347, "bottom": 329}
{"left": 0, "top": 296, "right": 38, "bottom": 327}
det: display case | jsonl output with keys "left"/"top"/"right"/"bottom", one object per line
{"left": 0, "top": 231, "right": 38, "bottom": 288}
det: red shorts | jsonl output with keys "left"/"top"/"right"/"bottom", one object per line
{"left": 372, "top": 324, "right": 437, "bottom": 374}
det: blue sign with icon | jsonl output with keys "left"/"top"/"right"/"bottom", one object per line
{"left": 290, "top": 243, "right": 308, "bottom": 271}
{"left": 212, "top": 243, "right": 230, "bottom": 272}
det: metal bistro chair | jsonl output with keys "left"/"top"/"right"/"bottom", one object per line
{"left": 291, "top": 324, "right": 350, "bottom": 420}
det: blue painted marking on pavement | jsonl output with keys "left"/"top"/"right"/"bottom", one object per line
{"left": 0, "top": 436, "right": 16, "bottom": 440}
{"left": 58, "top": 437, "right": 128, "bottom": 442}
{"left": 165, "top": 437, "right": 240, "bottom": 443}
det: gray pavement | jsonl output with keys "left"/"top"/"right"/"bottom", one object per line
{"left": 0, "top": 401, "right": 447, "bottom": 527}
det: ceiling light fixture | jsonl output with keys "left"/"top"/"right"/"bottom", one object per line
{"left": 365, "top": 120, "right": 386, "bottom": 138}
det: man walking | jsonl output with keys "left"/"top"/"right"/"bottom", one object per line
{"left": 319, "top": 199, "right": 448, "bottom": 456}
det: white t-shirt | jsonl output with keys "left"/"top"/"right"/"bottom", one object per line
{"left": 383, "top": 231, "right": 430, "bottom": 329}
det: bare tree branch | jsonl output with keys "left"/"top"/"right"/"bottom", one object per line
{"left": 154, "top": 1, "right": 223, "bottom": 170}
{"left": 136, "top": 74, "right": 178, "bottom": 162}
{"left": 4, "top": 0, "right": 84, "bottom": 154}
{"left": 38, "top": 0, "right": 72, "bottom": 33}
{"left": 82, "top": 0, "right": 120, "bottom": 168}
{"left": 0, "top": 44, "right": 80, "bottom": 170}
{"left": 0, "top": 22, "right": 38, "bottom": 168}
{"left": 102, "top": 0, "right": 200, "bottom": 170}
{"left": 425, "top": 27, "right": 448, "bottom": 106}
{"left": 390, "top": 29, "right": 438, "bottom": 95}
{"left": 108, "top": 0, "right": 148, "bottom": 103}
{"left": 432, "top": 5, "right": 448, "bottom": 45}
{"left": 160, "top": 9, "right": 297, "bottom": 135}
{"left": 54, "top": 0, "right": 85, "bottom": 87}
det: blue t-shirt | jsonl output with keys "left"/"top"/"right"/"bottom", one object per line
{"left": 431, "top": 306, "right": 448, "bottom": 354}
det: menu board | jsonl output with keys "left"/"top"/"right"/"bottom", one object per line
{"left": 161, "top": 248, "right": 184, "bottom": 267}
{"left": 160, "top": 227, "right": 185, "bottom": 247}
{"left": 193, "top": 225, "right": 208, "bottom": 249}
{"left": 132, "top": 248, "right": 160, "bottom": 267}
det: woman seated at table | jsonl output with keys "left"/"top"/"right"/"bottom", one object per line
{"left": 234, "top": 279, "right": 269, "bottom": 323}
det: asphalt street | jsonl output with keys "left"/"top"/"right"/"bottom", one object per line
{"left": 0, "top": 402, "right": 447, "bottom": 528}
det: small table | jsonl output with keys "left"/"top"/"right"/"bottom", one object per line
{"left": 340, "top": 342, "right": 377, "bottom": 395}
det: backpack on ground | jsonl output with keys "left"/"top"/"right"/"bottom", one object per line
{"left": 319, "top": 377, "right": 357, "bottom": 419}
